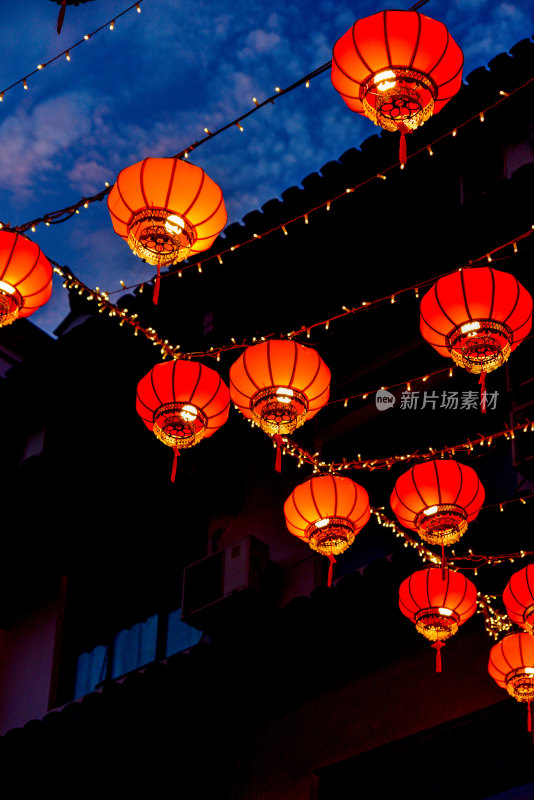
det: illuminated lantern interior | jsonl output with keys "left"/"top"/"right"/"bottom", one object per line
{"left": 229, "top": 340, "right": 330, "bottom": 437}
{"left": 284, "top": 475, "right": 370, "bottom": 585}
{"left": 390, "top": 459, "right": 484, "bottom": 548}
{"left": 331, "top": 10, "right": 463, "bottom": 159}
{"left": 136, "top": 360, "right": 230, "bottom": 479}
{"left": 399, "top": 567, "right": 476, "bottom": 670}
{"left": 420, "top": 267, "right": 532, "bottom": 376}
{"left": 503, "top": 564, "right": 534, "bottom": 634}
{"left": 488, "top": 633, "right": 534, "bottom": 730}
{"left": 108, "top": 157, "right": 227, "bottom": 267}
{"left": 0, "top": 231, "right": 53, "bottom": 327}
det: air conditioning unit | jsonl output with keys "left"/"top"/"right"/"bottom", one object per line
{"left": 181, "top": 536, "right": 269, "bottom": 621}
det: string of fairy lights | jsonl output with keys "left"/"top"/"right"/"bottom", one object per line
{"left": 2, "top": 43, "right": 533, "bottom": 242}
{"left": 8, "top": 6, "right": 534, "bottom": 645}
{"left": 51, "top": 220, "right": 534, "bottom": 362}
{"left": 0, "top": 1, "right": 144, "bottom": 103}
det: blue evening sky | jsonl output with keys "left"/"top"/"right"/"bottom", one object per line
{"left": 1, "top": 0, "right": 532, "bottom": 333}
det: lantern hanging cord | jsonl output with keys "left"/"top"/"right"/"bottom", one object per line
{"left": 0, "top": 1, "right": 145, "bottom": 101}
{"left": 5, "top": 34, "right": 534, "bottom": 236}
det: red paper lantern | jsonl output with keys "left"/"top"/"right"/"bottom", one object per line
{"left": 331, "top": 10, "right": 463, "bottom": 161}
{"left": 108, "top": 158, "right": 226, "bottom": 266}
{"left": 503, "top": 564, "right": 534, "bottom": 634}
{"left": 136, "top": 359, "right": 230, "bottom": 480}
{"left": 399, "top": 567, "right": 477, "bottom": 670}
{"left": 420, "top": 267, "right": 532, "bottom": 377}
{"left": 0, "top": 231, "right": 53, "bottom": 326}
{"left": 420, "top": 267, "right": 532, "bottom": 412}
{"left": 229, "top": 340, "right": 330, "bottom": 437}
{"left": 390, "top": 459, "right": 484, "bottom": 547}
{"left": 488, "top": 633, "right": 534, "bottom": 730}
{"left": 284, "top": 475, "right": 370, "bottom": 584}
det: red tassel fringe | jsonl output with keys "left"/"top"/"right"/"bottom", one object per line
{"left": 170, "top": 447, "right": 179, "bottom": 482}
{"left": 432, "top": 641, "right": 444, "bottom": 673}
{"left": 274, "top": 434, "right": 284, "bottom": 473}
{"left": 153, "top": 264, "right": 161, "bottom": 305}
{"left": 327, "top": 554, "right": 336, "bottom": 588}
{"left": 479, "top": 371, "right": 487, "bottom": 414}
{"left": 57, "top": 0, "right": 67, "bottom": 34}
{"left": 399, "top": 132, "right": 407, "bottom": 166}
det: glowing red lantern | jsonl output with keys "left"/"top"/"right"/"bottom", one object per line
{"left": 390, "top": 459, "right": 484, "bottom": 548}
{"left": 488, "top": 633, "right": 534, "bottom": 731}
{"left": 399, "top": 567, "right": 477, "bottom": 671}
{"left": 108, "top": 157, "right": 226, "bottom": 301}
{"left": 229, "top": 339, "right": 330, "bottom": 435}
{"left": 503, "top": 565, "right": 534, "bottom": 634}
{"left": 136, "top": 359, "right": 230, "bottom": 480}
{"left": 0, "top": 231, "right": 53, "bottom": 326}
{"left": 284, "top": 474, "right": 370, "bottom": 584}
{"left": 331, "top": 10, "right": 463, "bottom": 162}
{"left": 420, "top": 267, "right": 532, "bottom": 410}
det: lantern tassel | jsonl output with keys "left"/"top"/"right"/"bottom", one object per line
{"left": 399, "top": 131, "right": 407, "bottom": 165}
{"left": 528, "top": 700, "right": 532, "bottom": 733}
{"left": 431, "top": 641, "right": 445, "bottom": 673}
{"left": 479, "top": 371, "right": 487, "bottom": 414}
{"left": 274, "top": 434, "right": 284, "bottom": 473}
{"left": 153, "top": 264, "right": 161, "bottom": 305}
{"left": 327, "top": 554, "right": 336, "bottom": 588}
{"left": 57, "top": 0, "right": 67, "bottom": 34}
{"left": 170, "top": 446, "right": 179, "bottom": 483}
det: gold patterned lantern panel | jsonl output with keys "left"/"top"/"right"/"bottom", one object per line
{"left": 229, "top": 340, "right": 330, "bottom": 437}
{"left": 488, "top": 633, "right": 534, "bottom": 731}
{"left": 399, "top": 567, "right": 477, "bottom": 671}
{"left": 136, "top": 359, "right": 230, "bottom": 480}
{"left": 284, "top": 474, "right": 370, "bottom": 585}
{"left": 0, "top": 231, "right": 53, "bottom": 327}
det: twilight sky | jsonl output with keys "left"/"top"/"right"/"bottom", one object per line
{"left": 1, "top": 0, "right": 533, "bottom": 334}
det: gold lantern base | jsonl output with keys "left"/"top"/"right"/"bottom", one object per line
{"left": 307, "top": 518, "right": 355, "bottom": 556}
{"left": 415, "top": 607, "right": 459, "bottom": 642}
{"left": 0, "top": 283, "right": 22, "bottom": 327}
{"left": 414, "top": 504, "right": 468, "bottom": 547}
{"left": 447, "top": 320, "right": 512, "bottom": 375}
{"left": 153, "top": 402, "right": 207, "bottom": 449}
{"left": 251, "top": 386, "right": 308, "bottom": 436}
{"left": 127, "top": 208, "right": 195, "bottom": 266}
{"left": 362, "top": 68, "right": 436, "bottom": 133}
{"left": 505, "top": 668, "right": 534, "bottom": 703}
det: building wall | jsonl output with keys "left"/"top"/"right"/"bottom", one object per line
{"left": 0, "top": 594, "right": 59, "bottom": 734}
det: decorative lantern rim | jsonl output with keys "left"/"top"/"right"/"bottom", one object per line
{"left": 152, "top": 401, "right": 209, "bottom": 449}
{"left": 250, "top": 385, "right": 308, "bottom": 436}
{"left": 127, "top": 207, "right": 196, "bottom": 266}
{"left": 446, "top": 319, "right": 513, "bottom": 374}
{"left": 0, "top": 281, "right": 23, "bottom": 326}
{"left": 505, "top": 667, "right": 534, "bottom": 702}
{"left": 414, "top": 503, "right": 468, "bottom": 546}
{"left": 361, "top": 67, "right": 437, "bottom": 132}
{"left": 415, "top": 606, "right": 460, "bottom": 641}
{"left": 306, "top": 517, "right": 356, "bottom": 556}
